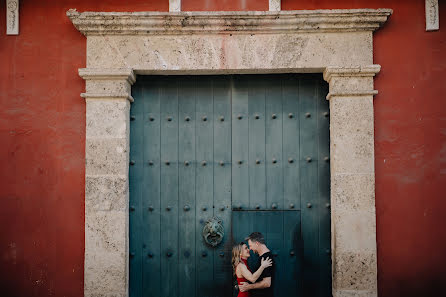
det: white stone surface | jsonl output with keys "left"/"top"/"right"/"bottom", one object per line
{"left": 67, "top": 9, "right": 392, "bottom": 297}
{"left": 333, "top": 251, "right": 377, "bottom": 292}
{"left": 85, "top": 32, "right": 373, "bottom": 72}
{"left": 333, "top": 209, "right": 377, "bottom": 253}
{"left": 426, "top": 0, "right": 439, "bottom": 31}
{"left": 334, "top": 290, "right": 377, "bottom": 297}
{"left": 6, "top": 0, "right": 19, "bottom": 35}
{"left": 86, "top": 99, "right": 130, "bottom": 139}
{"left": 332, "top": 174, "right": 375, "bottom": 212}
{"left": 85, "top": 175, "right": 128, "bottom": 211}
{"left": 85, "top": 210, "right": 128, "bottom": 296}
{"left": 169, "top": 0, "right": 181, "bottom": 12}
{"left": 269, "top": 0, "right": 281, "bottom": 12}
{"left": 329, "top": 96, "right": 375, "bottom": 174}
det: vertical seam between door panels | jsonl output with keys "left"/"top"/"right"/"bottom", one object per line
{"left": 194, "top": 76, "right": 198, "bottom": 297}
{"left": 158, "top": 81, "right": 162, "bottom": 285}
{"left": 316, "top": 79, "right": 321, "bottom": 297}
{"left": 176, "top": 78, "right": 180, "bottom": 292}
{"left": 229, "top": 75, "right": 235, "bottom": 216}
{"left": 248, "top": 78, "right": 250, "bottom": 209}
{"left": 212, "top": 77, "right": 215, "bottom": 284}
{"left": 141, "top": 84, "right": 145, "bottom": 295}
{"left": 193, "top": 76, "right": 197, "bottom": 297}
{"left": 281, "top": 77, "right": 284, "bottom": 211}
{"left": 264, "top": 77, "right": 267, "bottom": 210}
{"left": 298, "top": 77, "right": 303, "bottom": 260}
{"left": 281, "top": 77, "right": 285, "bottom": 286}
{"left": 298, "top": 77, "right": 302, "bottom": 211}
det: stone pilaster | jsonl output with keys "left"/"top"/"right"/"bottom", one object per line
{"left": 80, "top": 68, "right": 135, "bottom": 297}
{"left": 324, "top": 65, "right": 380, "bottom": 297}
{"left": 169, "top": 0, "right": 181, "bottom": 12}
{"left": 269, "top": 0, "right": 281, "bottom": 11}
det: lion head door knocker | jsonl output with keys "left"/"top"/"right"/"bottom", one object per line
{"left": 202, "top": 217, "right": 224, "bottom": 247}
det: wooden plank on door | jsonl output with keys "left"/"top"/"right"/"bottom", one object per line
{"left": 195, "top": 76, "right": 214, "bottom": 296}
{"left": 265, "top": 211, "right": 284, "bottom": 297}
{"left": 232, "top": 210, "right": 255, "bottom": 245}
{"left": 283, "top": 76, "right": 300, "bottom": 211}
{"left": 283, "top": 211, "right": 302, "bottom": 297}
{"left": 212, "top": 76, "right": 232, "bottom": 297}
{"left": 178, "top": 77, "right": 197, "bottom": 297}
{"left": 317, "top": 80, "right": 331, "bottom": 297}
{"left": 141, "top": 78, "right": 162, "bottom": 297}
{"left": 299, "top": 76, "right": 319, "bottom": 295}
{"left": 232, "top": 76, "right": 249, "bottom": 211}
{"left": 246, "top": 211, "right": 267, "bottom": 270}
{"left": 231, "top": 211, "right": 254, "bottom": 297}
{"left": 129, "top": 83, "right": 144, "bottom": 297}
{"left": 248, "top": 78, "right": 266, "bottom": 210}
{"left": 160, "top": 77, "right": 179, "bottom": 297}
{"left": 265, "top": 76, "right": 284, "bottom": 210}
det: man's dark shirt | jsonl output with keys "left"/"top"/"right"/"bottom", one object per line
{"left": 250, "top": 251, "right": 275, "bottom": 297}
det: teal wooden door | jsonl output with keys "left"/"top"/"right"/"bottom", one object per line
{"left": 129, "top": 74, "right": 331, "bottom": 297}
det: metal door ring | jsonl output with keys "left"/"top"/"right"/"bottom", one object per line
{"left": 202, "top": 217, "right": 224, "bottom": 247}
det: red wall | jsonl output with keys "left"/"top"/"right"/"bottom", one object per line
{"left": 0, "top": 1, "right": 445, "bottom": 296}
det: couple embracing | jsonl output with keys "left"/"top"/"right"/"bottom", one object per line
{"left": 232, "top": 232, "right": 275, "bottom": 297}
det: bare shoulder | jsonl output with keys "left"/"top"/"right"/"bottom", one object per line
{"left": 235, "top": 263, "right": 246, "bottom": 277}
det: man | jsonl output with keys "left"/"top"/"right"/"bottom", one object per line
{"left": 239, "top": 232, "right": 275, "bottom": 297}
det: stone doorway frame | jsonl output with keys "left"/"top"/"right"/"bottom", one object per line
{"left": 68, "top": 8, "right": 392, "bottom": 297}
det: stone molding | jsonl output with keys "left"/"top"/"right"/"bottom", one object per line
{"left": 324, "top": 65, "right": 381, "bottom": 100}
{"left": 324, "top": 66, "right": 381, "bottom": 100}
{"left": 69, "top": 8, "right": 392, "bottom": 297}
{"left": 67, "top": 8, "right": 392, "bottom": 36}
{"left": 79, "top": 68, "right": 136, "bottom": 83}
{"left": 81, "top": 93, "right": 135, "bottom": 102}
{"left": 79, "top": 68, "right": 136, "bottom": 102}
{"left": 323, "top": 65, "right": 381, "bottom": 81}
{"left": 325, "top": 90, "right": 378, "bottom": 100}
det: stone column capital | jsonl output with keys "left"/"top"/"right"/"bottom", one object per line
{"left": 79, "top": 68, "right": 136, "bottom": 102}
{"left": 79, "top": 68, "right": 136, "bottom": 83}
{"left": 323, "top": 65, "right": 381, "bottom": 100}
{"left": 323, "top": 65, "right": 381, "bottom": 81}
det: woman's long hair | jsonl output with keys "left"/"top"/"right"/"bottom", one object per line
{"left": 231, "top": 242, "right": 244, "bottom": 276}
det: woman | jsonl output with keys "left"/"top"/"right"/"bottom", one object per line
{"left": 232, "top": 242, "right": 272, "bottom": 297}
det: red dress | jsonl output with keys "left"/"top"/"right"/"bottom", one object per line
{"left": 236, "top": 259, "right": 251, "bottom": 297}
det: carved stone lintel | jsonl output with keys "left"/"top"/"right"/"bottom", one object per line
{"left": 426, "top": 0, "right": 439, "bottom": 31}
{"left": 6, "top": 0, "right": 19, "bottom": 35}
{"left": 66, "top": 8, "right": 392, "bottom": 36}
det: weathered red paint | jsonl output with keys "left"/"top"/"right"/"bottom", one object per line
{"left": 0, "top": 1, "right": 167, "bottom": 297}
{"left": 0, "top": 1, "right": 445, "bottom": 297}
